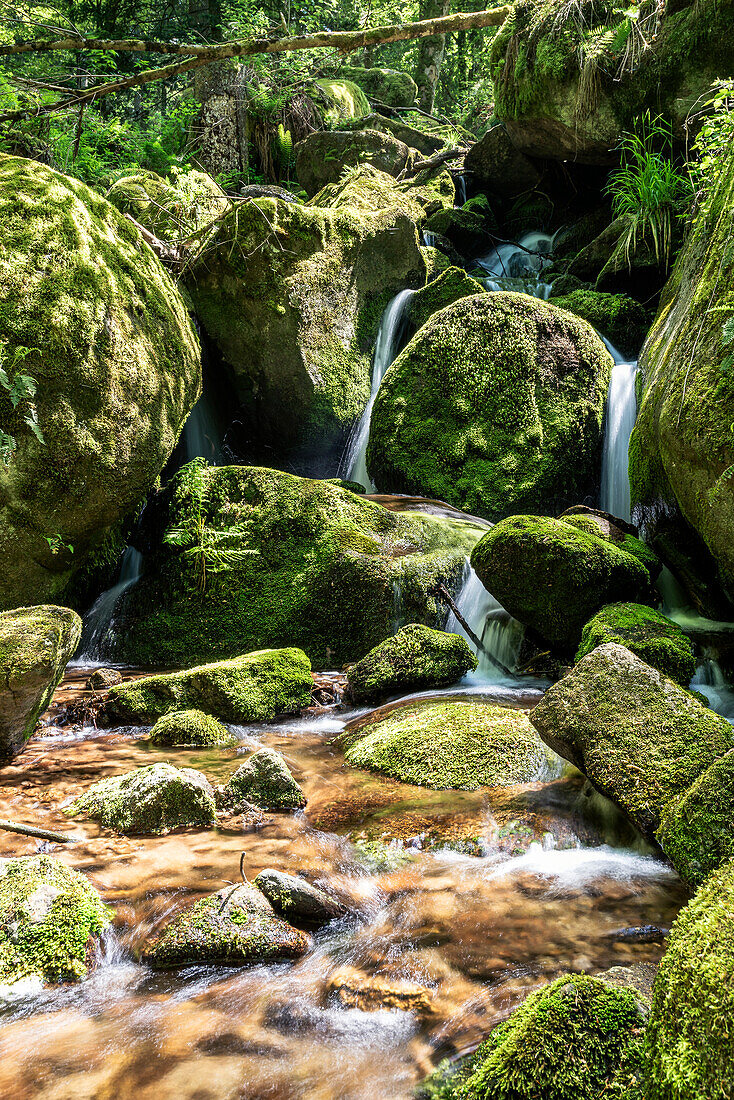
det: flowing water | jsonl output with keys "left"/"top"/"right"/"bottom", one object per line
{"left": 180, "top": 390, "right": 225, "bottom": 466}
{"left": 0, "top": 674, "right": 687, "bottom": 1099}
{"left": 344, "top": 290, "right": 415, "bottom": 491}
{"left": 599, "top": 338, "right": 639, "bottom": 524}
{"left": 476, "top": 231, "right": 555, "bottom": 299}
{"left": 75, "top": 548, "right": 143, "bottom": 665}
{"left": 445, "top": 562, "right": 526, "bottom": 683}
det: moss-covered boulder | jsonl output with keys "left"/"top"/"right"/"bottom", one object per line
{"left": 576, "top": 603, "right": 695, "bottom": 685}
{"left": 423, "top": 205, "right": 495, "bottom": 257}
{"left": 310, "top": 162, "right": 454, "bottom": 220}
{"left": 294, "top": 129, "right": 415, "bottom": 197}
{"left": 350, "top": 111, "right": 472, "bottom": 158}
{"left": 345, "top": 623, "right": 477, "bottom": 704}
{"left": 560, "top": 509, "right": 661, "bottom": 581}
{"left": 489, "top": 0, "right": 734, "bottom": 162}
{"left": 85, "top": 667, "right": 123, "bottom": 691}
{"left": 367, "top": 294, "right": 613, "bottom": 520}
{"left": 0, "top": 605, "right": 81, "bottom": 761}
{"left": 471, "top": 516, "right": 653, "bottom": 649}
{"left": 656, "top": 749, "right": 734, "bottom": 888}
{"left": 141, "top": 883, "right": 310, "bottom": 969}
{"left": 0, "top": 855, "right": 110, "bottom": 996}
{"left": 68, "top": 762, "right": 216, "bottom": 834}
{"left": 222, "top": 748, "right": 306, "bottom": 811}
{"left": 0, "top": 155, "right": 201, "bottom": 608}
{"left": 253, "top": 869, "right": 345, "bottom": 924}
{"left": 530, "top": 642, "right": 734, "bottom": 838}
{"left": 187, "top": 188, "right": 424, "bottom": 473}
{"left": 104, "top": 464, "right": 479, "bottom": 668}
{"left": 106, "top": 166, "right": 228, "bottom": 241}
{"left": 629, "top": 146, "right": 734, "bottom": 591}
{"left": 548, "top": 288, "right": 650, "bottom": 359}
{"left": 406, "top": 267, "right": 486, "bottom": 331}
{"left": 106, "top": 647, "right": 313, "bottom": 725}
{"left": 310, "top": 78, "right": 369, "bottom": 126}
{"left": 150, "top": 708, "right": 236, "bottom": 748}
{"left": 341, "top": 699, "right": 555, "bottom": 789}
{"left": 338, "top": 67, "right": 418, "bottom": 108}
{"left": 646, "top": 857, "right": 734, "bottom": 1099}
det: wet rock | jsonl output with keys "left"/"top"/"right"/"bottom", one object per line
{"left": 223, "top": 748, "right": 306, "bottom": 811}
{"left": 325, "top": 966, "right": 434, "bottom": 1018}
{"left": 295, "top": 129, "right": 415, "bottom": 196}
{"left": 530, "top": 643, "right": 734, "bottom": 838}
{"left": 345, "top": 623, "right": 477, "bottom": 704}
{"left": 471, "top": 515, "right": 654, "bottom": 649}
{"left": 576, "top": 603, "right": 695, "bottom": 685}
{"left": 0, "top": 855, "right": 110, "bottom": 996}
{"left": 253, "top": 869, "right": 346, "bottom": 925}
{"left": 105, "top": 648, "right": 313, "bottom": 725}
{"left": 656, "top": 748, "right": 734, "bottom": 887}
{"left": 0, "top": 605, "right": 81, "bottom": 761}
{"left": 85, "top": 667, "right": 123, "bottom": 691}
{"left": 141, "top": 883, "right": 310, "bottom": 969}
{"left": 68, "top": 762, "right": 217, "bottom": 834}
{"left": 464, "top": 123, "right": 541, "bottom": 198}
{"left": 150, "top": 708, "right": 236, "bottom": 748}
{"left": 341, "top": 699, "right": 556, "bottom": 790}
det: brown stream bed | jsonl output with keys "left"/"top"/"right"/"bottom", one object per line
{"left": 0, "top": 671, "right": 688, "bottom": 1100}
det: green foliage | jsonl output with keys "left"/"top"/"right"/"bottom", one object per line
{"left": 0, "top": 344, "right": 44, "bottom": 466}
{"left": 689, "top": 79, "right": 734, "bottom": 213}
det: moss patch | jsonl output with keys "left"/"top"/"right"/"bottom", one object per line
{"left": 345, "top": 623, "right": 476, "bottom": 703}
{"left": 106, "top": 166, "right": 228, "bottom": 242}
{"left": 407, "top": 268, "right": 486, "bottom": 331}
{"left": 656, "top": 749, "right": 734, "bottom": 888}
{"left": 68, "top": 762, "right": 217, "bottom": 834}
{"left": 548, "top": 289, "right": 651, "bottom": 359}
{"left": 223, "top": 748, "right": 306, "bottom": 811}
{"left": 150, "top": 708, "right": 236, "bottom": 748}
{"left": 575, "top": 603, "right": 695, "bottom": 685}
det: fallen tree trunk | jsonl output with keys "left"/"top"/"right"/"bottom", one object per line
{"left": 401, "top": 145, "right": 469, "bottom": 178}
{"left": 0, "top": 819, "right": 82, "bottom": 843}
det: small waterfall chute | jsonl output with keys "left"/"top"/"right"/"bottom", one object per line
{"left": 600, "top": 357, "right": 639, "bottom": 524}
{"left": 445, "top": 561, "right": 524, "bottom": 682}
{"left": 180, "top": 390, "right": 224, "bottom": 466}
{"left": 76, "top": 547, "right": 142, "bottom": 664}
{"left": 477, "top": 231, "right": 556, "bottom": 299}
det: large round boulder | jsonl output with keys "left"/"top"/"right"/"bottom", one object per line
{"left": 106, "top": 166, "right": 228, "bottom": 241}
{"left": 345, "top": 623, "right": 477, "bottom": 704}
{"left": 367, "top": 293, "right": 612, "bottom": 520}
{"left": 575, "top": 603, "right": 695, "bottom": 685}
{"left": 68, "top": 762, "right": 217, "bottom": 834}
{"left": 0, "top": 155, "right": 201, "bottom": 609}
{"left": 294, "top": 129, "right": 415, "bottom": 197}
{"left": 337, "top": 67, "right": 418, "bottom": 108}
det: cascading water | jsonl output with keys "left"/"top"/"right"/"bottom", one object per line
{"left": 600, "top": 338, "right": 639, "bottom": 524}
{"left": 454, "top": 174, "right": 467, "bottom": 207}
{"left": 180, "top": 389, "right": 224, "bottom": 465}
{"left": 344, "top": 288, "right": 415, "bottom": 491}
{"left": 446, "top": 560, "right": 524, "bottom": 681}
{"left": 477, "top": 231, "right": 556, "bottom": 299}
{"left": 76, "top": 546, "right": 142, "bottom": 663}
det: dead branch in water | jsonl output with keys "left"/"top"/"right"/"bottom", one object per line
{"left": 433, "top": 584, "right": 514, "bottom": 678}
{"left": 0, "top": 819, "right": 83, "bottom": 843}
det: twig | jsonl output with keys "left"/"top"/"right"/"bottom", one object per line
{"left": 433, "top": 584, "right": 514, "bottom": 677}
{"left": 0, "top": 819, "right": 82, "bottom": 843}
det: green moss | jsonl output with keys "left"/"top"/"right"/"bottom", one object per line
{"left": 106, "top": 166, "right": 228, "bottom": 242}
{"left": 0, "top": 154, "right": 200, "bottom": 609}
{"left": 368, "top": 294, "right": 613, "bottom": 521}
{"left": 407, "top": 268, "right": 486, "bottom": 332}
{"left": 575, "top": 603, "right": 695, "bottom": 684}
{"left": 345, "top": 623, "right": 476, "bottom": 703}
{"left": 341, "top": 700, "right": 555, "bottom": 790}
{"left": 645, "top": 857, "right": 734, "bottom": 1099}
{"left": 68, "top": 762, "right": 217, "bottom": 834}
{"left": 0, "top": 855, "right": 111, "bottom": 990}
{"left": 656, "top": 749, "right": 734, "bottom": 887}
{"left": 548, "top": 289, "right": 651, "bottom": 359}
{"left": 296, "top": 130, "right": 415, "bottom": 197}
{"left": 150, "top": 708, "right": 236, "bottom": 748}
{"left": 313, "top": 78, "right": 370, "bottom": 126}
{"left": 337, "top": 67, "right": 418, "bottom": 108}
{"left": 560, "top": 515, "right": 661, "bottom": 580}
{"left": 223, "top": 747, "right": 306, "bottom": 811}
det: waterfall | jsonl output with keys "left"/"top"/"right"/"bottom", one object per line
{"left": 477, "top": 231, "right": 555, "bottom": 300}
{"left": 600, "top": 348, "right": 639, "bottom": 524}
{"left": 454, "top": 175, "right": 467, "bottom": 207}
{"left": 180, "top": 390, "right": 224, "bottom": 465}
{"left": 446, "top": 561, "right": 524, "bottom": 680}
{"left": 76, "top": 547, "right": 142, "bottom": 664}
{"left": 691, "top": 659, "right": 734, "bottom": 722}
{"left": 344, "top": 289, "right": 415, "bottom": 491}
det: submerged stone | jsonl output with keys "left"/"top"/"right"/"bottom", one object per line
{"left": 68, "top": 762, "right": 217, "bottom": 834}
{"left": 141, "top": 883, "right": 310, "bottom": 969}
{"left": 105, "top": 647, "right": 313, "bottom": 725}
{"left": 0, "top": 855, "right": 110, "bottom": 995}
{"left": 223, "top": 748, "right": 306, "bottom": 811}
{"left": 253, "top": 869, "right": 345, "bottom": 924}
{"left": 326, "top": 965, "right": 433, "bottom": 1018}
{"left": 341, "top": 700, "right": 555, "bottom": 790}
{"left": 0, "top": 605, "right": 81, "bottom": 761}
{"left": 150, "top": 709, "right": 236, "bottom": 748}
{"left": 656, "top": 749, "right": 734, "bottom": 887}
{"left": 575, "top": 603, "right": 695, "bottom": 685}
{"left": 345, "top": 623, "right": 476, "bottom": 704}
{"left": 85, "top": 668, "right": 123, "bottom": 691}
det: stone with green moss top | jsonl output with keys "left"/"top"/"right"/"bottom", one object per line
{"left": 576, "top": 603, "right": 695, "bottom": 685}
{"left": 407, "top": 268, "right": 486, "bottom": 332}
{"left": 471, "top": 516, "right": 653, "bottom": 649}
{"left": 309, "top": 163, "right": 454, "bottom": 221}
{"left": 0, "top": 855, "right": 110, "bottom": 995}
{"left": 368, "top": 294, "right": 613, "bottom": 521}
{"left": 560, "top": 511, "right": 661, "bottom": 581}
{"left": 107, "top": 464, "right": 479, "bottom": 668}
{"left": 645, "top": 856, "right": 734, "bottom": 1099}
{"left": 345, "top": 623, "right": 476, "bottom": 704}
{"left": 0, "top": 154, "right": 200, "bottom": 609}
{"left": 548, "top": 288, "right": 650, "bottom": 360}
{"left": 311, "top": 78, "right": 369, "bottom": 126}
{"left": 141, "top": 883, "right": 310, "bottom": 969}
{"left": 106, "top": 647, "right": 312, "bottom": 725}
{"left": 656, "top": 749, "right": 734, "bottom": 887}
{"left": 341, "top": 700, "right": 556, "bottom": 790}
{"left": 295, "top": 129, "right": 416, "bottom": 197}
{"left": 68, "top": 762, "right": 216, "bottom": 834}
{"left": 223, "top": 748, "right": 306, "bottom": 811}
{"left": 106, "top": 166, "right": 228, "bottom": 242}
{"left": 150, "top": 709, "right": 236, "bottom": 748}
{"left": 338, "top": 67, "right": 418, "bottom": 108}
{"left": 531, "top": 642, "right": 734, "bottom": 839}
{"left": 0, "top": 605, "right": 81, "bottom": 761}
{"left": 349, "top": 111, "right": 472, "bottom": 157}
{"left": 253, "top": 869, "right": 345, "bottom": 924}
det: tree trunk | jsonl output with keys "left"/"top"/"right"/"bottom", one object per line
{"left": 192, "top": 60, "right": 249, "bottom": 179}
{"left": 415, "top": 0, "right": 450, "bottom": 113}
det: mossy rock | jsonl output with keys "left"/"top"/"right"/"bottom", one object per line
{"left": 463, "top": 123, "right": 541, "bottom": 200}
{"left": 311, "top": 78, "right": 370, "bottom": 126}
{"left": 223, "top": 748, "right": 306, "bottom": 811}
{"left": 423, "top": 206, "right": 495, "bottom": 257}
{"left": 349, "top": 112, "right": 472, "bottom": 157}
{"left": 68, "top": 762, "right": 217, "bottom": 834}
{"left": 471, "top": 516, "right": 653, "bottom": 649}
{"left": 253, "top": 869, "right": 345, "bottom": 924}
{"left": 443, "top": 973, "right": 649, "bottom": 1099}
{"left": 0, "top": 155, "right": 201, "bottom": 609}
{"left": 345, "top": 623, "right": 477, "bottom": 704}
{"left": 106, "top": 647, "right": 313, "bottom": 725}
{"left": 294, "top": 129, "right": 415, "bottom": 197}
{"left": 0, "top": 605, "right": 81, "bottom": 761}
{"left": 548, "top": 289, "right": 651, "bottom": 359}
{"left": 645, "top": 856, "right": 734, "bottom": 1099}
{"left": 656, "top": 749, "right": 734, "bottom": 888}
{"left": 141, "top": 883, "right": 310, "bottom": 969}
{"left": 407, "top": 268, "right": 486, "bottom": 332}
{"left": 630, "top": 145, "right": 734, "bottom": 591}
{"left": 150, "top": 708, "right": 236, "bottom": 748}
{"left": 0, "top": 855, "right": 111, "bottom": 996}
{"left": 367, "top": 294, "right": 613, "bottom": 521}
{"left": 337, "top": 67, "right": 418, "bottom": 108}
{"left": 560, "top": 510, "right": 661, "bottom": 581}
{"left": 341, "top": 700, "right": 555, "bottom": 790}
{"left": 530, "top": 642, "right": 734, "bottom": 839}
{"left": 104, "top": 464, "right": 479, "bottom": 668}
{"left": 309, "top": 162, "right": 453, "bottom": 221}
{"left": 576, "top": 603, "right": 695, "bottom": 685}
{"left": 106, "top": 166, "right": 228, "bottom": 242}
